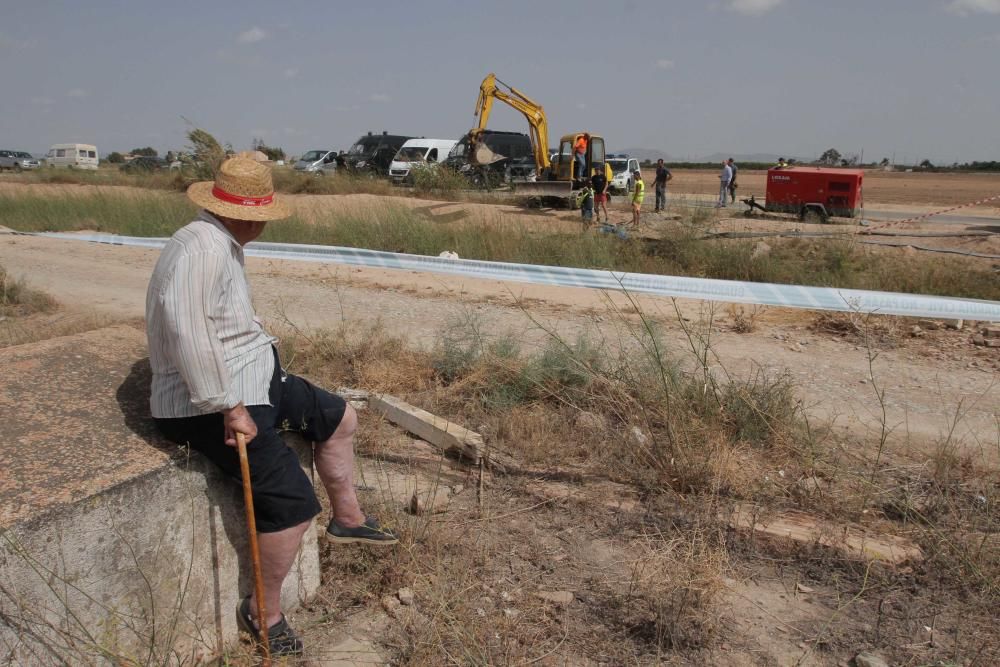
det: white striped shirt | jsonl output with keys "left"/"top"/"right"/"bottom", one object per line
{"left": 146, "top": 211, "right": 277, "bottom": 418}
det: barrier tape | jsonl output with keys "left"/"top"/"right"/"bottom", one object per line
{"left": 860, "top": 193, "right": 1000, "bottom": 233}
{"left": 34, "top": 232, "right": 1000, "bottom": 321}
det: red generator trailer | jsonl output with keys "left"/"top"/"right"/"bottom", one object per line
{"left": 744, "top": 167, "right": 863, "bottom": 223}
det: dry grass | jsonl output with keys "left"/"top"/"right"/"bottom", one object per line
{"left": 0, "top": 265, "right": 56, "bottom": 317}
{"left": 811, "top": 310, "right": 906, "bottom": 348}
{"left": 274, "top": 295, "right": 999, "bottom": 664}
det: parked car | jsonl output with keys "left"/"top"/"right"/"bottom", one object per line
{"left": 339, "top": 131, "right": 412, "bottom": 175}
{"left": 389, "top": 138, "right": 457, "bottom": 183}
{"left": 606, "top": 155, "right": 641, "bottom": 193}
{"left": 445, "top": 130, "right": 533, "bottom": 189}
{"left": 45, "top": 143, "right": 99, "bottom": 169}
{"left": 120, "top": 156, "right": 168, "bottom": 173}
{"left": 0, "top": 150, "right": 41, "bottom": 172}
{"left": 293, "top": 149, "right": 338, "bottom": 175}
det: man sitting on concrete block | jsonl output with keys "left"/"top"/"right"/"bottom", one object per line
{"left": 145, "top": 155, "right": 397, "bottom": 658}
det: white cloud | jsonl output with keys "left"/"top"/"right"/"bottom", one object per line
{"left": 576, "top": 102, "right": 587, "bottom": 110}
{"left": 237, "top": 27, "right": 268, "bottom": 44}
{"left": 655, "top": 58, "right": 675, "bottom": 70}
{"left": 728, "top": 0, "right": 785, "bottom": 15}
{"left": 947, "top": 0, "right": 1000, "bottom": 15}
{"left": 369, "top": 93, "right": 391, "bottom": 103}
{"left": 282, "top": 67, "right": 299, "bottom": 79}
{"left": 66, "top": 88, "right": 88, "bottom": 98}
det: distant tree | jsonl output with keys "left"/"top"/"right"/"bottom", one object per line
{"left": 919, "top": 159, "right": 934, "bottom": 169}
{"left": 106, "top": 151, "right": 125, "bottom": 164}
{"left": 130, "top": 146, "right": 158, "bottom": 157}
{"left": 879, "top": 157, "right": 890, "bottom": 167}
{"left": 819, "top": 148, "right": 841, "bottom": 165}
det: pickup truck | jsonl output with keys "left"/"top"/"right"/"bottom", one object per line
{"left": 0, "top": 150, "right": 41, "bottom": 172}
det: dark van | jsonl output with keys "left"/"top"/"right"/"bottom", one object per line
{"left": 445, "top": 130, "right": 533, "bottom": 188}
{"left": 338, "top": 131, "right": 412, "bottom": 175}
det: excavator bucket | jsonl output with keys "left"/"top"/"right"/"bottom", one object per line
{"left": 471, "top": 143, "right": 504, "bottom": 166}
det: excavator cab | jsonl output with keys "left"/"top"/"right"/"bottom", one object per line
{"left": 552, "top": 133, "right": 608, "bottom": 185}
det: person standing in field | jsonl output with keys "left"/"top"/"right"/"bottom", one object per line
{"left": 653, "top": 158, "right": 673, "bottom": 213}
{"left": 576, "top": 178, "right": 595, "bottom": 227}
{"left": 631, "top": 169, "right": 645, "bottom": 227}
{"left": 727, "top": 158, "right": 738, "bottom": 204}
{"left": 591, "top": 162, "right": 609, "bottom": 223}
{"left": 717, "top": 160, "right": 732, "bottom": 208}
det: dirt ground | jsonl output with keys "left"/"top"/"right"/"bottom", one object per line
{"left": 1, "top": 176, "right": 998, "bottom": 664}
{"left": 2, "top": 230, "right": 997, "bottom": 458}
{"left": 642, "top": 168, "right": 1000, "bottom": 209}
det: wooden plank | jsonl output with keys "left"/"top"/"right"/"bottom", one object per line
{"left": 728, "top": 503, "right": 924, "bottom": 566}
{"left": 369, "top": 393, "right": 482, "bottom": 463}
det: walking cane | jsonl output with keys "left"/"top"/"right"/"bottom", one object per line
{"left": 236, "top": 431, "right": 271, "bottom": 665}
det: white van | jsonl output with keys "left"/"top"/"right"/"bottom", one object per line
{"left": 45, "top": 144, "right": 99, "bottom": 170}
{"left": 389, "top": 138, "right": 457, "bottom": 183}
{"left": 293, "top": 149, "right": 338, "bottom": 175}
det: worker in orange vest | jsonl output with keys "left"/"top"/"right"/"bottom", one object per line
{"left": 574, "top": 133, "right": 589, "bottom": 181}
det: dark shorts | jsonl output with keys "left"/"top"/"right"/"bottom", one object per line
{"left": 154, "top": 349, "right": 346, "bottom": 533}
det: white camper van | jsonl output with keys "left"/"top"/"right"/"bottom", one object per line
{"left": 45, "top": 144, "right": 99, "bottom": 169}
{"left": 389, "top": 138, "right": 457, "bottom": 183}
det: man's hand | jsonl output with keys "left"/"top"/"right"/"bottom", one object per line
{"left": 223, "top": 403, "right": 257, "bottom": 447}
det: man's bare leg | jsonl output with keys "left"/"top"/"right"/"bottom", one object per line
{"left": 314, "top": 404, "right": 366, "bottom": 527}
{"left": 249, "top": 519, "right": 311, "bottom": 628}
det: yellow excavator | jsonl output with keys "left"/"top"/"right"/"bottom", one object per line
{"left": 467, "top": 73, "right": 610, "bottom": 200}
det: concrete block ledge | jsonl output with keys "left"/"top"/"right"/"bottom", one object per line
{"left": 0, "top": 325, "right": 319, "bottom": 664}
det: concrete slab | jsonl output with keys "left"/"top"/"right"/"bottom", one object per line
{"left": 0, "top": 325, "right": 320, "bottom": 664}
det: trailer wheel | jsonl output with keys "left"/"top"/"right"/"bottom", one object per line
{"left": 802, "top": 208, "right": 826, "bottom": 224}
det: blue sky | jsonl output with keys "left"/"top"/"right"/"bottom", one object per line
{"left": 1, "top": 0, "right": 999, "bottom": 163}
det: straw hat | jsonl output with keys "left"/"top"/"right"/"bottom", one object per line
{"left": 187, "top": 154, "right": 290, "bottom": 221}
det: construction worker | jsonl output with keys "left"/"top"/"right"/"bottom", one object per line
{"left": 653, "top": 158, "right": 673, "bottom": 213}
{"left": 591, "top": 163, "right": 610, "bottom": 223}
{"left": 576, "top": 179, "right": 595, "bottom": 228}
{"left": 573, "top": 133, "right": 589, "bottom": 181}
{"left": 630, "top": 169, "right": 645, "bottom": 227}
{"left": 775, "top": 156, "right": 789, "bottom": 169}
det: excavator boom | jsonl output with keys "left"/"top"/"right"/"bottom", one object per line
{"left": 471, "top": 73, "right": 550, "bottom": 174}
